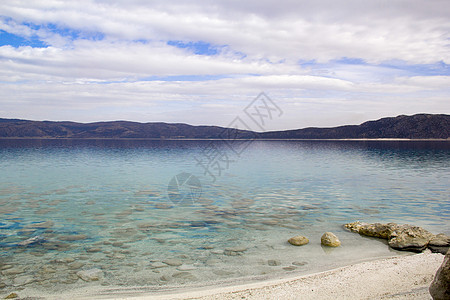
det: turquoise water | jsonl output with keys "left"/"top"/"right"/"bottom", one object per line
{"left": 0, "top": 139, "right": 449, "bottom": 297}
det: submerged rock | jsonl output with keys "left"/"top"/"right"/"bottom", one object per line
{"left": 321, "top": 232, "right": 341, "bottom": 247}
{"left": 429, "top": 250, "right": 450, "bottom": 300}
{"left": 4, "top": 293, "right": 18, "bottom": 299}
{"left": 288, "top": 235, "right": 309, "bottom": 246}
{"left": 162, "top": 259, "right": 183, "bottom": 266}
{"left": 223, "top": 246, "right": 247, "bottom": 256}
{"left": 77, "top": 269, "right": 103, "bottom": 282}
{"left": 268, "top": 259, "right": 281, "bottom": 266}
{"left": 17, "top": 236, "right": 44, "bottom": 246}
{"left": 344, "top": 221, "right": 438, "bottom": 252}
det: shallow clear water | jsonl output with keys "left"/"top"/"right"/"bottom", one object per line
{"left": 0, "top": 139, "right": 449, "bottom": 296}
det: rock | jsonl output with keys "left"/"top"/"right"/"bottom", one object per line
{"left": 224, "top": 246, "right": 247, "bottom": 256}
{"left": 268, "top": 259, "right": 281, "bottom": 266}
{"left": 2, "top": 267, "right": 25, "bottom": 276}
{"left": 177, "top": 265, "right": 196, "bottom": 271}
{"left": 288, "top": 235, "right": 309, "bottom": 246}
{"left": 292, "top": 261, "right": 307, "bottom": 266}
{"left": 13, "top": 275, "right": 35, "bottom": 286}
{"left": 162, "top": 259, "right": 183, "bottom": 266}
{"left": 17, "top": 236, "right": 44, "bottom": 246}
{"left": 0, "top": 265, "right": 13, "bottom": 271}
{"left": 429, "top": 250, "right": 450, "bottom": 300}
{"left": 4, "top": 293, "right": 18, "bottom": 299}
{"left": 213, "top": 269, "right": 234, "bottom": 276}
{"left": 283, "top": 266, "right": 296, "bottom": 271}
{"left": 429, "top": 234, "right": 450, "bottom": 255}
{"left": 321, "top": 232, "right": 341, "bottom": 247}
{"left": 76, "top": 269, "right": 103, "bottom": 282}
{"left": 172, "top": 272, "right": 196, "bottom": 280}
{"left": 59, "top": 234, "right": 88, "bottom": 241}
{"left": 0, "top": 282, "right": 5, "bottom": 289}
{"left": 388, "top": 226, "right": 435, "bottom": 252}
{"left": 149, "top": 262, "right": 167, "bottom": 269}
{"left": 344, "top": 221, "right": 437, "bottom": 252}
{"left": 28, "top": 221, "right": 54, "bottom": 229}
{"left": 68, "top": 262, "right": 85, "bottom": 270}
{"left": 85, "top": 248, "right": 102, "bottom": 253}
{"left": 344, "top": 221, "right": 395, "bottom": 239}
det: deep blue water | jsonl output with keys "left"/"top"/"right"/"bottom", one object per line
{"left": 0, "top": 139, "right": 449, "bottom": 295}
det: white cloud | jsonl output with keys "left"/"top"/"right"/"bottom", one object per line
{"left": 0, "top": 0, "right": 449, "bottom": 128}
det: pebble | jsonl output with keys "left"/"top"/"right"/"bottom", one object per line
{"left": 162, "top": 259, "right": 183, "bottom": 266}
{"left": 292, "top": 261, "right": 308, "bottom": 266}
{"left": 172, "top": 272, "right": 196, "bottom": 280}
{"left": 177, "top": 265, "right": 196, "bottom": 271}
{"left": 13, "top": 275, "right": 35, "bottom": 286}
{"left": 268, "top": 259, "right": 281, "bottom": 266}
{"left": 68, "top": 262, "right": 85, "bottom": 270}
{"left": 76, "top": 269, "right": 103, "bottom": 282}
{"left": 86, "top": 248, "right": 102, "bottom": 253}
{"left": 2, "top": 268, "right": 25, "bottom": 276}
{"left": 150, "top": 262, "right": 167, "bottom": 268}
{"left": 4, "top": 293, "right": 18, "bottom": 299}
{"left": 59, "top": 234, "right": 88, "bottom": 241}
{"left": 213, "top": 269, "right": 234, "bottom": 276}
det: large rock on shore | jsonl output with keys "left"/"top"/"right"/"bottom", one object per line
{"left": 429, "top": 234, "right": 450, "bottom": 255}
{"left": 388, "top": 225, "right": 435, "bottom": 252}
{"left": 429, "top": 250, "right": 450, "bottom": 300}
{"left": 321, "top": 232, "right": 341, "bottom": 247}
{"left": 344, "top": 221, "right": 445, "bottom": 252}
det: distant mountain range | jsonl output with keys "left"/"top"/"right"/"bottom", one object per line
{"left": 0, "top": 114, "right": 449, "bottom": 139}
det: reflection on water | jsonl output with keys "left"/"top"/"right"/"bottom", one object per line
{"left": 0, "top": 139, "right": 449, "bottom": 296}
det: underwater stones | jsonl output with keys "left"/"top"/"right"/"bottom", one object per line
{"left": 288, "top": 235, "right": 309, "bottom": 246}
{"left": 177, "top": 265, "right": 196, "bottom": 271}
{"left": 292, "top": 261, "right": 307, "bottom": 266}
{"left": 17, "top": 236, "right": 44, "bottom": 246}
{"left": 13, "top": 275, "right": 35, "bottom": 286}
{"left": 27, "top": 221, "right": 54, "bottom": 229}
{"left": 53, "top": 257, "right": 75, "bottom": 264}
{"left": 0, "top": 282, "right": 5, "bottom": 289}
{"left": 223, "top": 246, "right": 247, "bottom": 256}
{"left": 162, "top": 259, "right": 183, "bottom": 267}
{"left": 2, "top": 267, "right": 25, "bottom": 276}
{"left": 172, "top": 272, "right": 196, "bottom": 280}
{"left": 213, "top": 269, "right": 234, "bottom": 276}
{"left": 0, "top": 265, "right": 13, "bottom": 271}
{"left": 321, "top": 232, "right": 341, "bottom": 247}
{"left": 76, "top": 268, "right": 103, "bottom": 282}
{"left": 85, "top": 247, "right": 102, "bottom": 253}
{"left": 149, "top": 262, "right": 166, "bottom": 269}
{"left": 59, "top": 234, "right": 88, "bottom": 241}
{"left": 283, "top": 266, "right": 296, "bottom": 271}
{"left": 112, "top": 242, "right": 124, "bottom": 247}
{"left": 268, "top": 260, "right": 281, "bottom": 266}
{"left": 429, "top": 249, "right": 450, "bottom": 300}
{"left": 68, "top": 262, "right": 85, "bottom": 270}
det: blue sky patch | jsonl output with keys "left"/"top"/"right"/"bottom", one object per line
{"left": 167, "top": 40, "right": 221, "bottom": 55}
{"left": 0, "top": 30, "right": 47, "bottom": 48}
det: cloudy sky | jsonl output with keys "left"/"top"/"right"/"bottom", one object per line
{"left": 0, "top": 0, "right": 449, "bottom": 130}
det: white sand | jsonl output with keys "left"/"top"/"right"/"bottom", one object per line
{"left": 60, "top": 251, "right": 444, "bottom": 300}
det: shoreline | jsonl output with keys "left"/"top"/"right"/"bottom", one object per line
{"left": 35, "top": 252, "right": 443, "bottom": 300}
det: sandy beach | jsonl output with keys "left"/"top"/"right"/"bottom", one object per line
{"left": 47, "top": 251, "right": 443, "bottom": 300}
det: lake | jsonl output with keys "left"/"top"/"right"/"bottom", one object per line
{"left": 0, "top": 139, "right": 449, "bottom": 296}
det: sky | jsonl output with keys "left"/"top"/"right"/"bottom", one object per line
{"left": 0, "top": 0, "right": 449, "bottom": 130}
